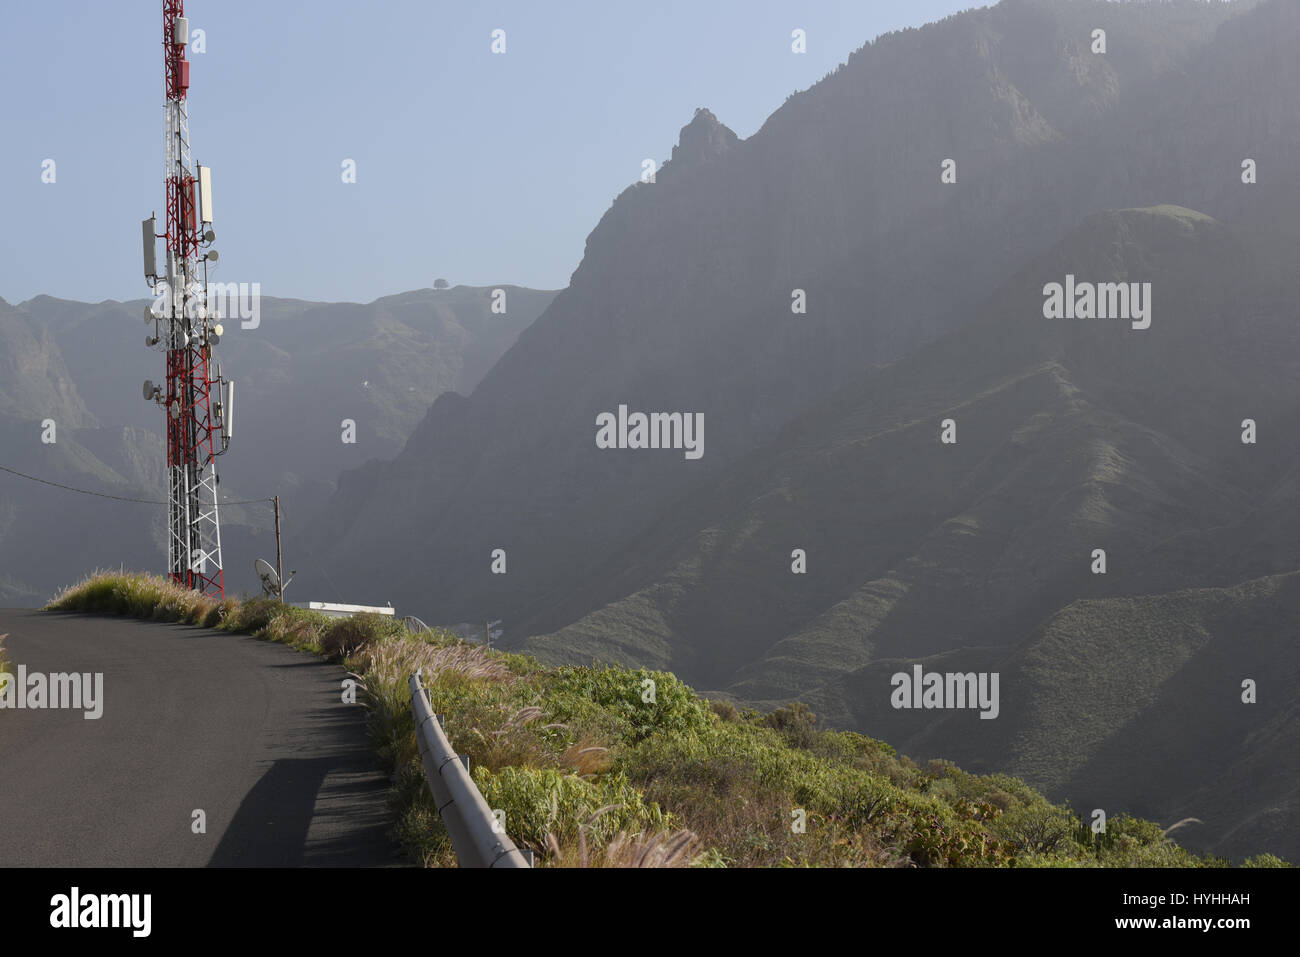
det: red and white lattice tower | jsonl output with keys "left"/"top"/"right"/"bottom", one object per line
{"left": 141, "top": 2, "right": 232, "bottom": 597}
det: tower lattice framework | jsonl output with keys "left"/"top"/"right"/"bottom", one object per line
{"left": 144, "top": 1, "right": 230, "bottom": 596}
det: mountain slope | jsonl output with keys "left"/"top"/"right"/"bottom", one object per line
{"left": 522, "top": 204, "right": 1300, "bottom": 859}
{"left": 523, "top": 204, "right": 1293, "bottom": 678}
{"left": 0, "top": 286, "right": 556, "bottom": 601}
{"left": 303, "top": 0, "right": 1284, "bottom": 631}
{"left": 885, "top": 572, "right": 1300, "bottom": 862}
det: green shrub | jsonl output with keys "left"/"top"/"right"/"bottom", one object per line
{"left": 994, "top": 803, "right": 1077, "bottom": 856}
{"left": 762, "top": 702, "right": 819, "bottom": 750}
{"left": 882, "top": 793, "right": 1013, "bottom": 867}
{"left": 708, "top": 697, "right": 741, "bottom": 722}
{"left": 472, "top": 765, "right": 671, "bottom": 853}
{"left": 543, "top": 665, "right": 713, "bottom": 745}
{"left": 821, "top": 773, "right": 899, "bottom": 829}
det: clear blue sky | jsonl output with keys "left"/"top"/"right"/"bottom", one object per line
{"left": 0, "top": 0, "right": 977, "bottom": 304}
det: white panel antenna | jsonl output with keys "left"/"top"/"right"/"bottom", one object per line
{"left": 197, "top": 165, "right": 213, "bottom": 224}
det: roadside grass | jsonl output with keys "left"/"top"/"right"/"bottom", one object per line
{"left": 45, "top": 570, "right": 1293, "bottom": 869}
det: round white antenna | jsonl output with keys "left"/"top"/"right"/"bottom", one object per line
{"left": 255, "top": 558, "right": 280, "bottom": 597}
{"left": 143, "top": 379, "right": 154, "bottom": 400}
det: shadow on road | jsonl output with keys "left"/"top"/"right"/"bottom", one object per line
{"left": 209, "top": 755, "right": 399, "bottom": 867}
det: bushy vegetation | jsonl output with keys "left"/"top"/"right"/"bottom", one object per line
{"left": 47, "top": 570, "right": 1292, "bottom": 869}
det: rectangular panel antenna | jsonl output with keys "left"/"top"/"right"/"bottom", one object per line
{"left": 142, "top": 216, "right": 157, "bottom": 279}
{"left": 197, "top": 165, "right": 213, "bottom": 224}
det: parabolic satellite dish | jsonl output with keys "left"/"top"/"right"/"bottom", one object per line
{"left": 255, "top": 558, "right": 280, "bottom": 597}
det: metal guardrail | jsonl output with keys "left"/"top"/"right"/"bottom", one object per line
{"left": 409, "top": 669, "right": 531, "bottom": 868}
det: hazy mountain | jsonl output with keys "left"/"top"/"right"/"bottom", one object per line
{"left": 514, "top": 203, "right": 1300, "bottom": 857}
{"left": 0, "top": 286, "right": 556, "bottom": 601}
{"left": 295, "top": 0, "right": 1298, "bottom": 859}
{"left": 304, "top": 0, "right": 1288, "bottom": 625}
{"left": 537, "top": 206, "right": 1292, "bottom": 688}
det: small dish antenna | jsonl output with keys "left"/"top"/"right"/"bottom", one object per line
{"left": 256, "top": 558, "right": 280, "bottom": 597}
{"left": 256, "top": 558, "right": 294, "bottom": 598}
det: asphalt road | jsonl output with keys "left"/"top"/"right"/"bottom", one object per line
{"left": 0, "top": 609, "right": 405, "bottom": 867}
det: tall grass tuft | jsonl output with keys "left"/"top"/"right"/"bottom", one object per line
{"left": 544, "top": 825, "right": 704, "bottom": 868}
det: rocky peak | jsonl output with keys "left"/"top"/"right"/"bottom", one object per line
{"left": 670, "top": 107, "right": 738, "bottom": 166}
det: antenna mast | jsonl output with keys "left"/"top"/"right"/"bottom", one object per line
{"left": 141, "top": 1, "right": 232, "bottom": 597}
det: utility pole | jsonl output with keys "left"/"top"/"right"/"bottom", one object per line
{"left": 141, "top": 1, "right": 232, "bottom": 598}
{"left": 274, "top": 495, "right": 283, "bottom": 603}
